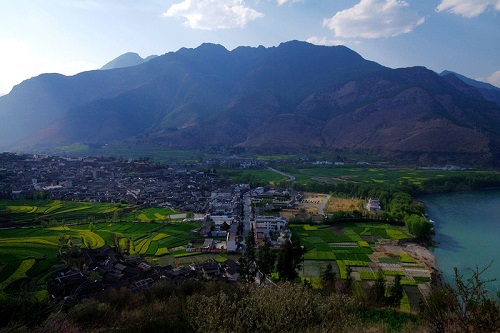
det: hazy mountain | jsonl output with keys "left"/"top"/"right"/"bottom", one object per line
{"left": 101, "top": 52, "right": 158, "bottom": 70}
{"left": 439, "top": 70, "right": 500, "bottom": 106}
{"left": 1, "top": 41, "right": 499, "bottom": 165}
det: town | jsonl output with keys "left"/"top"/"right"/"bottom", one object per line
{"left": 0, "top": 152, "right": 306, "bottom": 299}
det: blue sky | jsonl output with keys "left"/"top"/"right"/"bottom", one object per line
{"left": 1, "top": 0, "right": 499, "bottom": 94}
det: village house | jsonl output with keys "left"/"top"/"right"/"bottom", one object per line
{"left": 366, "top": 197, "right": 382, "bottom": 212}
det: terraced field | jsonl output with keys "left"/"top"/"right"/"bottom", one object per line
{"left": 0, "top": 221, "right": 201, "bottom": 298}
{"left": 0, "top": 200, "right": 123, "bottom": 224}
{"left": 0, "top": 200, "right": 182, "bottom": 226}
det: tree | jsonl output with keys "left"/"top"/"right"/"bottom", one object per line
{"left": 186, "top": 211, "right": 195, "bottom": 220}
{"left": 371, "top": 269, "right": 386, "bottom": 305}
{"left": 387, "top": 274, "right": 404, "bottom": 308}
{"left": 341, "top": 266, "right": 354, "bottom": 295}
{"left": 404, "top": 214, "right": 433, "bottom": 238}
{"left": 277, "top": 238, "right": 305, "bottom": 282}
{"left": 256, "top": 243, "right": 276, "bottom": 284}
{"left": 321, "top": 263, "right": 337, "bottom": 292}
{"left": 423, "top": 263, "right": 499, "bottom": 333}
{"left": 221, "top": 221, "right": 230, "bottom": 232}
{"left": 240, "top": 226, "right": 257, "bottom": 282}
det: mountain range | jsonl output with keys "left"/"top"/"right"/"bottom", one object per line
{"left": 1, "top": 41, "right": 500, "bottom": 166}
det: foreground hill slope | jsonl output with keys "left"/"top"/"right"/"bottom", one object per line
{"left": 1, "top": 41, "right": 499, "bottom": 165}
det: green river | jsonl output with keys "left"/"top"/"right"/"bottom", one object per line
{"left": 421, "top": 189, "right": 500, "bottom": 293}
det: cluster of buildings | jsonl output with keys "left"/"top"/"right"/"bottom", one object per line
{"left": 0, "top": 153, "right": 231, "bottom": 212}
{"left": 51, "top": 245, "right": 240, "bottom": 300}
{"left": 195, "top": 185, "right": 302, "bottom": 254}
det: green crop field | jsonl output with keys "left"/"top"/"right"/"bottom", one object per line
{"left": 283, "top": 165, "right": 474, "bottom": 186}
{"left": 0, "top": 199, "right": 182, "bottom": 225}
{"left": 229, "top": 164, "right": 499, "bottom": 189}
{"left": 0, "top": 221, "right": 201, "bottom": 297}
{"left": 0, "top": 200, "right": 124, "bottom": 224}
{"left": 291, "top": 221, "right": 429, "bottom": 298}
{"left": 218, "top": 169, "right": 288, "bottom": 185}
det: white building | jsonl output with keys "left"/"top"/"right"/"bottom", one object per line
{"left": 254, "top": 216, "right": 288, "bottom": 232}
{"left": 365, "top": 198, "right": 381, "bottom": 212}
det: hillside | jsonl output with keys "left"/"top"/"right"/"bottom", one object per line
{"left": 1, "top": 41, "right": 499, "bottom": 165}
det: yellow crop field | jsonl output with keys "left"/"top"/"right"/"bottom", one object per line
{"left": 387, "top": 229, "right": 409, "bottom": 240}
{"left": 52, "top": 206, "right": 90, "bottom": 215}
{"left": 303, "top": 224, "right": 318, "bottom": 231}
{"left": 133, "top": 239, "right": 152, "bottom": 254}
{"left": 357, "top": 240, "right": 370, "bottom": 248}
{"left": 44, "top": 201, "right": 64, "bottom": 214}
{"left": 8, "top": 205, "right": 36, "bottom": 213}
{"left": 0, "top": 238, "right": 59, "bottom": 247}
{"left": 151, "top": 233, "right": 169, "bottom": 241}
{"left": 155, "top": 247, "right": 169, "bottom": 256}
{"left": 77, "top": 231, "right": 105, "bottom": 248}
{"left": 48, "top": 226, "right": 70, "bottom": 231}
{"left": 138, "top": 214, "right": 150, "bottom": 222}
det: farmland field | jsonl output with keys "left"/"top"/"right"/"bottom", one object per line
{"left": 0, "top": 199, "right": 182, "bottom": 225}
{"left": 0, "top": 221, "right": 201, "bottom": 297}
{"left": 218, "top": 169, "right": 288, "bottom": 185}
{"left": 291, "top": 221, "right": 432, "bottom": 310}
{"left": 287, "top": 166, "right": 464, "bottom": 186}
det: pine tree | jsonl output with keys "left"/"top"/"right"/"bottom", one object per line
{"left": 372, "top": 269, "right": 386, "bottom": 304}
{"left": 321, "top": 263, "right": 337, "bottom": 292}
{"left": 256, "top": 243, "right": 276, "bottom": 284}
{"left": 240, "top": 225, "right": 257, "bottom": 282}
{"left": 277, "top": 237, "right": 305, "bottom": 282}
{"left": 388, "top": 274, "right": 403, "bottom": 308}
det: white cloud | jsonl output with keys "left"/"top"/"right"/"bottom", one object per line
{"left": 479, "top": 70, "right": 500, "bottom": 88}
{"left": 163, "top": 0, "right": 263, "bottom": 30}
{"left": 0, "top": 38, "right": 97, "bottom": 95}
{"left": 277, "top": 0, "right": 302, "bottom": 5}
{"left": 323, "top": 0, "right": 425, "bottom": 39}
{"left": 436, "top": 0, "right": 500, "bottom": 18}
{"left": 306, "top": 36, "right": 344, "bottom": 46}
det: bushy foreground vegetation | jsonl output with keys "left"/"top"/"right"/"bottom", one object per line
{"left": 1, "top": 269, "right": 498, "bottom": 333}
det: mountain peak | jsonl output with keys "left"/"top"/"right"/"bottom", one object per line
{"left": 101, "top": 52, "right": 157, "bottom": 70}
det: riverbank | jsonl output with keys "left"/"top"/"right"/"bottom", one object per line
{"left": 399, "top": 240, "right": 441, "bottom": 285}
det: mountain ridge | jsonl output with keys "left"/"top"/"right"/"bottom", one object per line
{"left": 1, "top": 41, "right": 499, "bottom": 166}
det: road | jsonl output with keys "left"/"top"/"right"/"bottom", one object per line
{"left": 242, "top": 192, "right": 252, "bottom": 238}
{"left": 267, "top": 167, "right": 296, "bottom": 182}
{"left": 318, "top": 194, "right": 331, "bottom": 216}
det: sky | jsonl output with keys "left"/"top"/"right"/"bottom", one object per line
{"left": 0, "top": 0, "right": 499, "bottom": 95}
